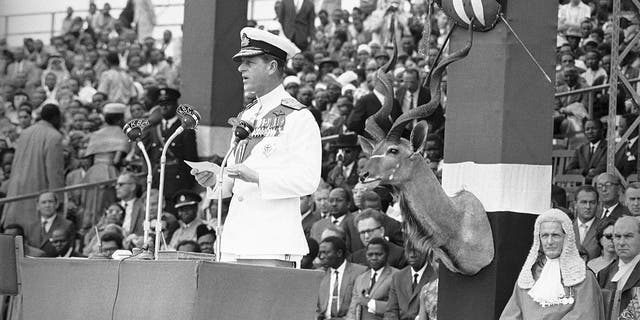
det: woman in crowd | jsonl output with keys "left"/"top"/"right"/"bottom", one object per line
{"left": 587, "top": 219, "right": 617, "bottom": 274}
{"left": 81, "top": 103, "right": 129, "bottom": 233}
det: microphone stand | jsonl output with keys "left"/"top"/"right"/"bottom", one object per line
{"left": 216, "top": 144, "right": 237, "bottom": 262}
{"left": 154, "top": 126, "right": 185, "bottom": 260}
{"left": 137, "top": 141, "right": 153, "bottom": 245}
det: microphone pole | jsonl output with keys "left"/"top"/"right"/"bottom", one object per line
{"left": 154, "top": 126, "right": 184, "bottom": 259}
{"left": 216, "top": 120, "right": 253, "bottom": 261}
{"left": 154, "top": 104, "right": 201, "bottom": 260}
{"left": 123, "top": 119, "right": 153, "bottom": 245}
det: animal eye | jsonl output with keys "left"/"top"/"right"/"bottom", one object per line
{"left": 387, "top": 147, "right": 399, "bottom": 155}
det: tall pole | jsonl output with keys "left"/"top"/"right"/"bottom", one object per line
{"left": 607, "top": 0, "right": 621, "bottom": 174}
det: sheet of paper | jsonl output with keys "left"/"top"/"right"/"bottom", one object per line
{"left": 184, "top": 160, "right": 221, "bottom": 175}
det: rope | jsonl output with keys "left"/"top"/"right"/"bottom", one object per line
{"left": 499, "top": 14, "right": 552, "bottom": 84}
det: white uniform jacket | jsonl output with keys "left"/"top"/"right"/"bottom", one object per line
{"left": 207, "top": 85, "right": 321, "bottom": 256}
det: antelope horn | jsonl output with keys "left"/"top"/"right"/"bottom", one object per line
{"left": 364, "top": 39, "right": 398, "bottom": 142}
{"left": 386, "top": 22, "right": 474, "bottom": 143}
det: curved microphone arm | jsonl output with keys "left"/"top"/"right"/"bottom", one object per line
{"left": 136, "top": 141, "right": 153, "bottom": 245}
{"left": 154, "top": 126, "right": 185, "bottom": 260}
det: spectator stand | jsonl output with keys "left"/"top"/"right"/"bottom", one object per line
{"left": 552, "top": 149, "right": 576, "bottom": 177}
{"left": 552, "top": 173, "right": 585, "bottom": 208}
{"left": 0, "top": 172, "right": 144, "bottom": 226}
{"left": 0, "top": 2, "right": 184, "bottom": 46}
{"left": 605, "top": 0, "right": 640, "bottom": 186}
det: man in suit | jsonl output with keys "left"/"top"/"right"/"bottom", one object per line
{"left": 115, "top": 172, "right": 148, "bottom": 236}
{"left": 349, "top": 209, "right": 407, "bottom": 269}
{"left": 348, "top": 237, "right": 399, "bottom": 320}
{"left": 573, "top": 185, "right": 602, "bottom": 260}
{"left": 5, "top": 46, "right": 41, "bottom": 90}
{"left": 302, "top": 194, "right": 321, "bottom": 237}
{"left": 598, "top": 216, "right": 640, "bottom": 319}
{"left": 314, "top": 187, "right": 331, "bottom": 220}
{"left": 142, "top": 87, "right": 198, "bottom": 212}
{"left": 310, "top": 187, "right": 354, "bottom": 245}
{"left": 626, "top": 183, "right": 640, "bottom": 216}
{"left": 168, "top": 190, "right": 204, "bottom": 250}
{"left": 49, "top": 227, "right": 83, "bottom": 257}
{"left": 595, "top": 172, "right": 630, "bottom": 220}
{"left": 278, "top": 0, "right": 315, "bottom": 52}
{"left": 346, "top": 80, "right": 402, "bottom": 136}
{"left": 395, "top": 68, "right": 444, "bottom": 137}
{"left": 317, "top": 236, "right": 368, "bottom": 320}
{"left": 615, "top": 113, "right": 639, "bottom": 178}
{"left": 385, "top": 243, "right": 437, "bottom": 320}
{"left": 566, "top": 118, "right": 607, "bottom": 183}
{"left": 343, "top": 189, "right": 403, "bottom": 253}
{"left": 327, "top": 135, "right": 361, "bottom": 189}
{"left": 25, "top": 192, "right": 74, "bottom": 257}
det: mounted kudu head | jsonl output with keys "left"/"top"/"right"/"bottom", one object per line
{"left": 359, "top": 24, "right": 473, "bottom": 187}
{"left": 358, "top": 23, "right": 494, "bottom": 276}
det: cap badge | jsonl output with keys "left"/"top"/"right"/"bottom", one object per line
{"left": 241, "top": 33, "right": 250, "bottom": 47}
{"left": 160, "top": 89, "right": 166, "bottom": 96}
{"left": 180, "top": 195, "right": 186, "bottom": 202}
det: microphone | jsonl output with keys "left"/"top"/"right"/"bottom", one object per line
{"left": 177, "top": 104, "right": 201, "bottom": 130}
{"left": 123, "top": 119, "right": 150, "bottom": 141}
{"left": 123, "top": 118, "right": 153, "bottom": 244}
{"left": 234, "top": 120, "right": 254, "bottom": 143}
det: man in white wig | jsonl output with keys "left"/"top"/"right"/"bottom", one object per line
{"left": 500, "top": 209, "right": 604, "bottom": 319}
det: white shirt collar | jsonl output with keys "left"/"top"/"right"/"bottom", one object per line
{"left": 371, "top": 266, "right": 385, "bottom": 277}
{"left": 629, "top": 136, "right": 639, "bottom": 147}
{"left": 332, "top": 214, "right": 346, "bottom": 225}
{"left": 411, "top": 263, "right": 427, "bottom": 281}
{"left": 41, "top": 215, "right": 56, "bottom": 226}
{"left": 604, "top": 203, "right": 619, "bottom": 215}
{"left": 373, "top": 89, "right": 385, "bottom": 105}
{"left": 164, "top": 115, "right": 178, "bottom": 128}
{"left": 578, "top": 217, "right": 595, "bottom": 228}
{"left": 332, "top": 259, "right": 347, "bottom": 274}
{"left": 590, "top": 140, "right": 600, "bottom": 149}
{"left": 121, "top": 198, "right": 136, "bottom": 206}
{"left": 612, "top": 254, "right": 640, "bottom": 287}
{"left": 343, "top": 161, "right": 355, "bottom": 177}
{"left": 255, "top": 84, "right": 290, "bottom": 117}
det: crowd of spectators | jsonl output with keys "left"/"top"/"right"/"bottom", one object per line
{"left": 1, "top": 0, "right": 640, "bottom": 319}
{"left": 0, "top": 0, "right": 182, "bottom": 255}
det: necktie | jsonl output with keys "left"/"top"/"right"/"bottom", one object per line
{"left": 161, "top": 120, "right": 168, "bottom": 137}
{"left": 368, "top": 272, "right": 377, "bottom": 294}
{"left": 412, "top": 273, "right": 419, "bottom": 291}
{"left": 331, "top": 270, "right": 340, "bottom": 316}
{"left": 590, "top": 145, "right": 595, "bottom": 159}
{"left": 333, "top": 218, "right": 340, "bottom": 225}
{"left": 603, "top": 208, "right": 610, "bottom": 218}
{"left": 580, "top": 223, "right": 588, "bottom": 243}
{"left": 42, "top": 220, "right": 48, "bottom": 233}
{"left": 409, "top": 93, "right": 414, "bottom": 110}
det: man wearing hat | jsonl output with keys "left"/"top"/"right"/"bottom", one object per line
{"left": 283, "top": 75, "right": 301, "bottom": 98}
{"left": 142, "top": 87, "right": 198, "bottom": 212}
{"left": 168, "top": 190, "right": 204, "bottom": 250}
{"left": 192, "top": 27, "right": 321, "bottom": 267}
{"left": 327, "top": 134, "right": 361, "bottom": 189}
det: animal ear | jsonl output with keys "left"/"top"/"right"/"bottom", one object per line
{"left": 358, "top": 135, "right": 376, "bottom": 156}
{"left": 410, "top": 121, "right": 429, "bottom": 154}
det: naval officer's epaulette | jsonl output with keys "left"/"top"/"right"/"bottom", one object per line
{"left": 280, "top": 98, "right": 305, "bottom": 110}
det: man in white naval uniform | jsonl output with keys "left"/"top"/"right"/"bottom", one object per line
{"left": 192, "top": 27, "right": 321, "bottom": 267}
